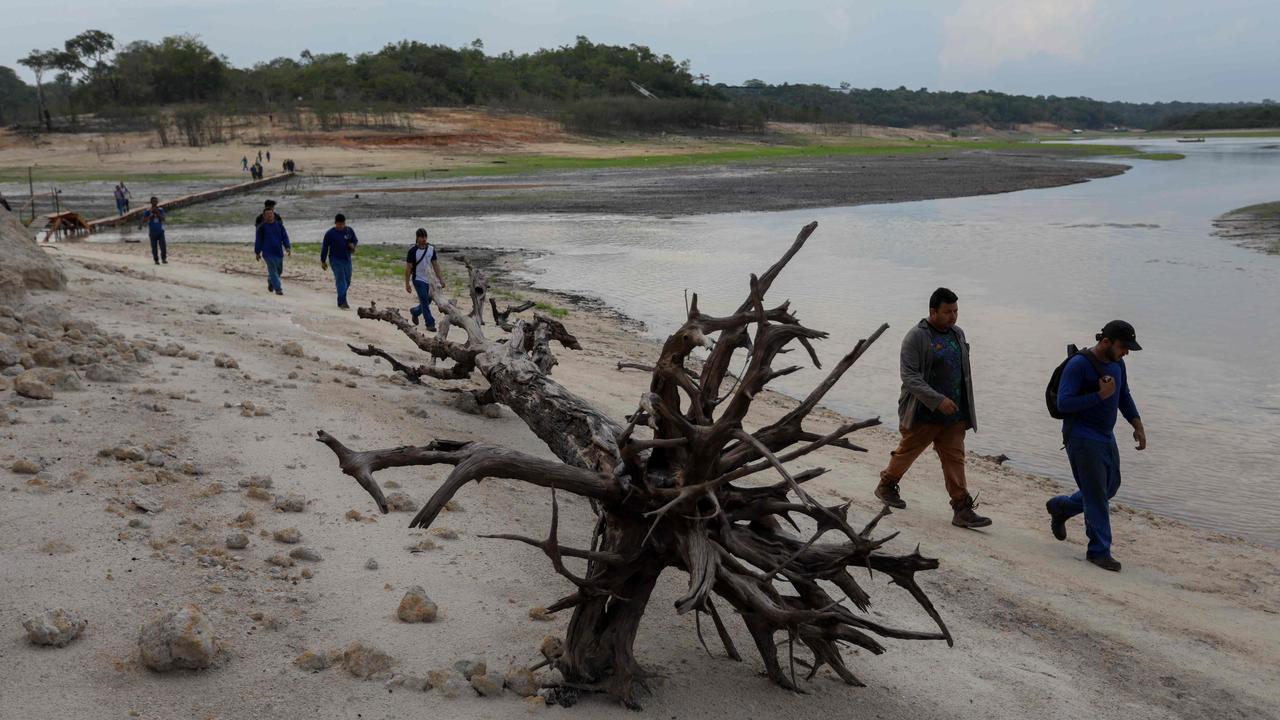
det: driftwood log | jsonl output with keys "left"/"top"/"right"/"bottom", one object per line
{"left": 318, "top": 221, "right": 951, "bottom": 707}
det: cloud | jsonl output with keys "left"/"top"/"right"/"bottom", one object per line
{"left": 940, "top": 0, "right": 1098, "bottom": 84}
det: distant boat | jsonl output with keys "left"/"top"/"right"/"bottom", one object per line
{"left": 1177, "top": 137, "right": 1206, "bottom": 143}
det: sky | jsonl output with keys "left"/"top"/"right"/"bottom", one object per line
{"left": 2, "top": 0, "right": 1276, "bottom": 103}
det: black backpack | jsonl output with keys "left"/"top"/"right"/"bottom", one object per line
{"left": 1045, "top": 345, "right": 1108, "bottom": 419}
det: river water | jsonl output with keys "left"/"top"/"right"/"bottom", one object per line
{"left": 63, "top": 137, "right": 1280, "bottom": 546}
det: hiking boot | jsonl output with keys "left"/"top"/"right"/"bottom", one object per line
{"left": 425, "top": 323, "right": 438, "bottom": 332}
{"left": 1087, "top": 554, "right": 1122, "bottom": 572}
{"left": 1047, "top": 500, "right": 1067, "bottom": 541}
{"left": 161, "top": 258, "right": 168, "bottom": 264}
{"left": 410, "top": 308, "right": 421, "bottom": 326}
{"left": 874, "top": 483, "right": 906, "bottom": 509}
{"left": 275, "top": 289, "right": 283, "bottom": 296}
{"left": 339, "top": 303, "right": 350, "bottom": 310}
{"left": 952, "top": 496, "right": 992, "bottom": 529}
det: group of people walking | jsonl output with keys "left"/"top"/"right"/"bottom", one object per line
{"left": 139, "top": 200, "right": 1146, "bottom": 572}
{"left": 876, "top": 288, "right": 1145, "bottom": 572}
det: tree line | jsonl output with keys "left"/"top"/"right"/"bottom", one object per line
{"left": 3, "top": 30, "right": 1268, "bottom": 134}
{"left": 1154, "top": 102, "right": 1280, "bottom": 130}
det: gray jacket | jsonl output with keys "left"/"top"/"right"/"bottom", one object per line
{"left": 897, "top": 319, "right": 977, "bottom": 431}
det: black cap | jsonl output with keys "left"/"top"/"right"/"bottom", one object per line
{"left": 1098, "top": 320, "right": 1142, "bottom": 351}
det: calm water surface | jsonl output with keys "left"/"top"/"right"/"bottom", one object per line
{"left": 85, "top": 138, "right": 1280, "bottom": 545}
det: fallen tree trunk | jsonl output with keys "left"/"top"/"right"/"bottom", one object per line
{"left": 318, "top": 221, "right": 952, "bottom": 708}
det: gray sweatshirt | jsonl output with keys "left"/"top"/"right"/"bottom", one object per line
{"left": 897, "top": 319, "right": 977, "bottom": 431}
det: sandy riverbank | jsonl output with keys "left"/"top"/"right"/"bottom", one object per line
{"left": 2, "top": 239, "right": 1277, "bottom": 719}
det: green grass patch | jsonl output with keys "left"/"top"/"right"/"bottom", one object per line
{"left": 1132, "top": 152, "right": 1185, "bottom": 161}
{"left": 1230, "top": 201, "right": 1280, "bottom": 219}
{"left": 0, "top": 168, "right": 238, "bottom": 184}
{"left": 534, "top": 302, "right": 569, "bottom": 318}
{"left": 351, "top": 139, "right": 1144, "bottom": 180}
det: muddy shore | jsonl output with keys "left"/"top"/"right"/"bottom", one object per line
{"left": 15, "top": 151, "right": 1128, "bottom": 224}
{"left": 1212, "top": 200, "right": 1280, "bottom": 254}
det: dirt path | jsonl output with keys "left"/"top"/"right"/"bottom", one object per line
{"left": 1, "top": 244, "right": 1276, "bottom": 719}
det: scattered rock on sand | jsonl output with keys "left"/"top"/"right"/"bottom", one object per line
{"left": 23, "top": 608, "right": 88, "bottom": 647}
{"left": 10, "top": 458, "right": 40, "bottom": 474}
{"left": 272, "top": 493, "right": 306, "bottom": 512}
{"left": 431, "top": 671, "right": 472, "bottom": 698}
{"left": 225, "top": 533, "right": 249, "bottom": 550}
{"left": 453, "top": 658, "right": 486, "bottom": 680}
{"left": 528, "top": 606, "right": 553, "bottom": 622}
{"left": 128, "top": 494, "right": 162, "bottom": 513}
{"left": 196, "top": 304, "right": 222, "bottom": 316}
{"left": 266, "top": 554, "right": 295, "bottom": 568}
{"left": 213, "top": 354, "right": 239, "bottom": 369}
{"left": 342, "top": 641, "right": 394, "bottom": 680}
{"left": 145, "top": 452, "right": 166, "bottom": 467}
{"left": 280, "top": 341, "right": 304, "bottom": 357}
{"left": 14, "top": 372, "right": 53, "bottom": 400}
{"left": 364, "top": 558, "right": 378, "bottom": 570}
{"left": 397, "top": 586, "right": 438, "bottom": 623}
{"left": 111, "top": 446, "right": 147, "bottom": 462}
{"left": 138, "top": 604, "right": 215, "bottom": 671}
{"left": 505, "top": 667, "right": 541, "bottom": 697}
{"left": 385, "top": 492, "right": 418, "bottom": 512}
{"left": 294, "top": 649, "right": 331, "bottom": 671}
{"left": 272, "top": 527, "right": 301, "bottom": 544}
{"left": 84, "top": 363, "right": 128, "bottom": 383}
{"left": 471, "top": 670, "right": 504, "bottom": 697}
{"left": 289, "top": 547, "right": 322, "bottom": 562}
{"left": 238, "top": 474, "right": 272, "bottom": 489}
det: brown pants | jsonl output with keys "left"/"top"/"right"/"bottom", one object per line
{"left": 879, "top": 422, "right": 971, "bottom": 510}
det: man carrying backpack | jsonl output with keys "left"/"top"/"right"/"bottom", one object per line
{"left": 1046, "top": 320, "right": 1146, "bottom": 572}
{"left": 874, "top": 288, "right": 992, "bottom": 528}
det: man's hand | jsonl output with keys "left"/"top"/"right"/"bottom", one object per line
{"left": 405, "top": 283, "right": 412, "bottom": 294}
{"left": 1132, "top": 420, "right": 1147, "bottom": 451}
{"left": 938, "top": 397, "right": 959, "bottom": 415}
{"left": 1098, "top": 376, "right": 1116, "bottom": 400}
{"left": 285, "top": 248, "right": 292, "bottom": 257}
{"left": 255, "top": 253, "right": 262, "bottom": 263}
{"left": 347, "top": 243, "right": 355, "bottom": 253}
{"left": 321, "top": 261, "right": 328, "bottom": 271}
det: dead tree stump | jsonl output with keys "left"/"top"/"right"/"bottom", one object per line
{"left": 318, "top": 221, "right": 952, "bottom": 708}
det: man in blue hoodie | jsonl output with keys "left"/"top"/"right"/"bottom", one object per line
{"left": 254, "top": 205, "right": 291, "bottom": 295}
{"left": 320, "top": 213, "right": 358, "bottom": 309}
{"left": 141, "top": 196, "right": 167, "bottom": 265}
{"left": 1047, "top": 320, "right": 1147, "bottom": 572}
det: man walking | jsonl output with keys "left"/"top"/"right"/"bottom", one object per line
{"left": 254, "top": 204, "right": 291, "bottom": 295}
{"left": 874, "top": 287, "right": 991, "bottom": 528}
{"left": 141, "top": 197, "right": 168, "bottom": 265}
{"left": 113, "top": 184, "right": 125, "bottom": 215}
{"left": 254, "top": 199, "right": 283, "bottom": 228}
{"left": 1046, "top": 321, "right": 1146, "bottom": 572}
{"left": 321, "top": 213, "right": 358, "bottom": 309}
{"left": 404, "top": 228, "right": 445, "bottom": 331}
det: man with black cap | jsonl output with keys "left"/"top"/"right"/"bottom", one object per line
{"left": 254, "top": 199, "right": 282, "bottom": 228}
{"left": 1046, "top": 320, "right": 1147, "bottom": 572}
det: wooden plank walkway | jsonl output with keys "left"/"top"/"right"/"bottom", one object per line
{"left": 87, "top": 171, "right": 296, "bottom": 233}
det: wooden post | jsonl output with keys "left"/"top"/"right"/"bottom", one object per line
{"left": 27, "top": 167, "right": 34, "bottom": 224}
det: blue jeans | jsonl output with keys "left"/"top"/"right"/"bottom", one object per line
{"left": 149, "top": 232, "right": 167, "bottom": 263}
{"left": 1049, "top": 435, "right": 1122, "bottom": 558}
{"left": 330, "top": 257, "right": 352, "bottom": 306}
{"left": 264, "top": 255, "right": 284, "bottom": 291}
{"left": 410, "top": 278, "right": 435, "bottom": 327}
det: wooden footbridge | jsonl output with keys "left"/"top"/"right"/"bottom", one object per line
{"left": 86, "top": 171, "right": 296, "bottom": 233}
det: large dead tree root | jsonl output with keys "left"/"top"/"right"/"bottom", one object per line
{"left": 318, "top": 221, "right": 952, "bottom": 708}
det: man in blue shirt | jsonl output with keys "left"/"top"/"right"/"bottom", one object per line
{"left": 141, "top": 196, "right": 167, "bottom": 265}
{"left": 320, "top": 213, "right": 358, "bottom": 309}
{"left": 254, "top": 205, "right": 291, "bottom": 295}
{"left": 1047, "top": 320, "right": 1147, "bottom": 572}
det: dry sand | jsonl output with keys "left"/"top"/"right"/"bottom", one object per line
{"left": 1, "top": 241, "right": 1277, "bottom": 719}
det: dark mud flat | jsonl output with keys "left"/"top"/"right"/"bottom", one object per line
{"left": 1212, "top": 200, "right": 1280, "bottom": 254}
{"left": 250, "top": 151, "right": 1128, "bottom": 221}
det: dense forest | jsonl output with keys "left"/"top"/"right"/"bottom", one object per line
{"left": 1154, "top": 103, "right": 1280, "bottom": 130}
{"left": 3, "top": 30, "right": 1268, "bottom": 134}
{"left": 722, "top": 82, "right": 1260, "bottom": 130}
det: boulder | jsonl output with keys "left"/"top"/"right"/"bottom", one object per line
{"left": 341, "top": 641, "right": 394, "bottom": 679}
{"left": 396, "top": 586, "right": 438, "bottom": 623}
{"left": 138, "top": 604, "right": 216, "bottom": 671}
{"left": 13, "top": 372, "right": 52, "bottom": 400}
{"left": 0, "top": 208, "right": 66, "bottom": 301}
{"left": 23, "top": 608, "right": 88, "bottom": 647}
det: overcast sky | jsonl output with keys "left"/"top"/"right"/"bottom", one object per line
{"left": 3, "top": 0, "right": 1275, "bottom": 103}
